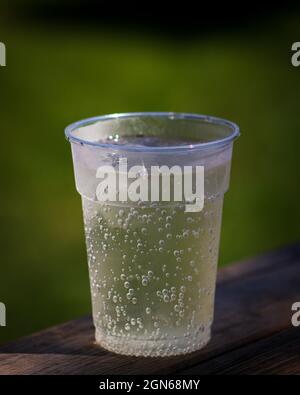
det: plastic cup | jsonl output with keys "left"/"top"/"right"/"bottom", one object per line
{"left": 65, "top": 112, "right": 239, "bottom": 357}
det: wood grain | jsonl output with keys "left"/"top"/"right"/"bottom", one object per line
{"left": 0, "top": 243, "right": 299, "bottom": 375}
{"left": 182, "top": 328, "right": 300, "bottom": 375}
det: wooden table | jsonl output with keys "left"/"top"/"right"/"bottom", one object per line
{"left": 0, "top": 244, "right": 300, "bottom": 375}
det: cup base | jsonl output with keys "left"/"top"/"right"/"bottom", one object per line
{"left": 95, "top": 326, "right": 211, "bottom": 357}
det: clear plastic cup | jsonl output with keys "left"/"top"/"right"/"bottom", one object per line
{"left": 65, "top": 112, "right": 239, "bottom": 357}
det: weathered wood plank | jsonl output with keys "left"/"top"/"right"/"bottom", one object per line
{"left": 182, "top": 328, "right": 300, "bottom": 375}
{"left": 0, "top": 243, "right": 299, "bottom": 375}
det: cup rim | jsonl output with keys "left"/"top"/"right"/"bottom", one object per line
{"left": 65, "top": 112, "right": 240, "bottom": 152}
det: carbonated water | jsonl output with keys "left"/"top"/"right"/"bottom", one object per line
{"left": 82, "top": 136, "right": 226, "bottom": 356}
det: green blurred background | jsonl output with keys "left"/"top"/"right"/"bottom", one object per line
{"left": 0, "top": 2, "right": 300, "bottom": 344}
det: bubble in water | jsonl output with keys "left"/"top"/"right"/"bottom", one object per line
{"left": 163, "top": 295, "right": 170, "bottom": 303}
{"left": 142, "top": 277, "right": 149, "bottom": 286}
{"left": 125, "top": 323, "right": 130, "bottom": 331}
{"left": 146, "top": 307, "right": 151, "bottom": 314}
